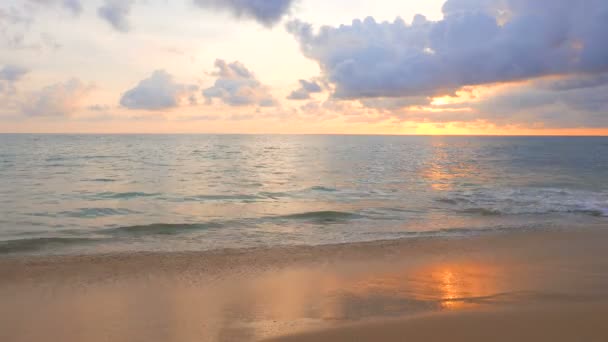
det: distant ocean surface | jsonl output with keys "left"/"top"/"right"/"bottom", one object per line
{"left": 0, "top": 134, "right": 606, "bottom": 255}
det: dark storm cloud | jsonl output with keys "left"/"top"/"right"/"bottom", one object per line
{"left": 120, "top": 70, "right": 198, "bottom": 110}
{"left": 193, "top": 0, "right": 295, "bottom": 27}
{"left": 287, "top": 0, "right": 608, "bottom": 99}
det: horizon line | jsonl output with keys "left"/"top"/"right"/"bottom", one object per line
{"left": 1, "top": 132, "right": 607, "bottom": 137}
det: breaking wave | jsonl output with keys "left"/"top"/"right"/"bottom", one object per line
{"left": 437, "top": 188, "right": 608, "bottom": 217}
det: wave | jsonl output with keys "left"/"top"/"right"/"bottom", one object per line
{"left": 171, "top": 187, "right": 340, "bottom": 202}
{"left": 273, "top": 211, "right": 365, "bottom": 223}
{"left": 0, "top": 237, "right": 103, "bottom": 254}
{"left": 436, "top": 188, "right": 608, "bottom": 217}
{"left": 45, "top": 156, "right": 67, "bottom": 162}
{"left": 459, "top": 208, "right": 503, "bottom": 216}
{"left": 180, "top": 194, "right": 265, "bottom": 202}
{"left": 46, "top": 155, "right": 119, "bottom": 162}
{"left": 30, "top": 208, "right": 137, "bottom": 218}
{"left": 258, "top": 191, "right": 291, "bottom": 199}
{"left": 95, "top": 192, "right": 160, "bottom": 200}
{"left": 61, "top": 208, "right": 137, "bottom": 218}
{"left": 80, "top": 155, "right": 121, "bottom": 160}
{"left": 89, "top": 186, "right": 345, "bottom": 204}
{"left": 105, "top": 222, "right": 225, "bottom": 236}
{"left": 0, "top": 223, "right": 227, "bottom": 253}
{"left": 309, "top": 186, "right": 338, "bottom": 192}
{"left": 1, "top": 213, "right": 600, "bottom": 255}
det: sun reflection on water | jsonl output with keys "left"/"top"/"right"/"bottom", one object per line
{"left": 418, "top": 138, "right": 495, "bottom": 193}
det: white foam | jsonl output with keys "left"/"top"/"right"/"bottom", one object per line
{"left": 441, "top": 187, "right": 608, "bottom": 217}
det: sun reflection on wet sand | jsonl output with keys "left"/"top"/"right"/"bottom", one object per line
{"left": 440, "top": 269, "right": 459, "bottom": 308}
{"left": 419, "top": 263, "right": 502, "bottom": 310}
{"left": 4, "top": 230, "right": 608, "bottom": 341}
{"left": 0, "top": 258, "right": 507, "bottom": 341}
{"left": 229, "top": 258, "right": 506, "bottom": 339}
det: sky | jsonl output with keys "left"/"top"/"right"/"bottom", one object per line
{"left": 0, "top": 0, "right": 607, "bottom": 135}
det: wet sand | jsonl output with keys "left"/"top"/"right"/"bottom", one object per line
{"left": 267, "top": 304, "right": 608, "bottom": 342}
{"left": 2, "top": 227, "right": 608, "bottom": 341}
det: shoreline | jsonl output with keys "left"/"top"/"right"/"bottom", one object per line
{"left": 2, "top": 226, "right": 608, "bottom": 341}
{"left": 1, "top": 220, "right": 604, "bottom": 261}
{"left": 2, "top": 212, "right": 605, "bottom": 257}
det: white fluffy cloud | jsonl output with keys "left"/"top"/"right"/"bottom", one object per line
{"left": 193, "top": 0, "right": 295, "bottom": 27}
{"left": 288, "top": 0, "right": 608, "bottom": 99}
{"left": 21, "top": 78, "right": 91, "bottom": 117}
{"left": 97, "top": 0, "right": 133, "bottom": 32}
{"left": 203, "top": 59, "right": 277, "bottom": 107}
{"left": 120, "top": 70, "right": 198, "bottom": 110}
{"left": 284, "top": 0, "right": 608, "bottom": 128}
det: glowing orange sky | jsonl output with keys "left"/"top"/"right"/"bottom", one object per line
{"left": 0, "top": 1, "right": 606, "bottom": 136}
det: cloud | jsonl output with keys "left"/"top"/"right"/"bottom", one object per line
{"left": 22, "top": 78, "right": 91, "bottom": 117}
{"left": 27, "top": 0, "right": 83, "bottom": 15}
{"left": 61, "top": 0, "right": 82, "bottom": 15}
{"left": 472, "top": 74, "right": 608, "bottom": 128}
{"left": 0, "top": 65, "right": 28, "bottom": 82}
{"left": 0, "top": 6, "right": 34, "bottom": 50}
{"left": 539, "top": 73, "right": 608, "bottom": 92}
{"left": 87, "top": 104, "right": 111, "bottom": 112}
{"left": 0, "top": 1, "right": 80, "bottom": 50}
{"left": 356, "top": 73, "right": 608, "bottom": 128}
{"left": 98, "top": 0, "right": 133, "bottom": 32}
{"left": 360, "top": 97, "right": 432, "bottom": 111}
{"left": 203, "top": 59, "right": 277, "bottom": 107}
{"left": 193, "top": 0, "right": 295, "bottom": 27}
{"left": 287, "top": 79, "right": 322, "bottom": 100}
{"left": 287, "top": 0, "right": 608, "bottom": 100}
{"left": 120, "top": 70, "right": 198, "bottom": 110}
{"left": 0, "top": 64, "right": 29, "bottom": 96}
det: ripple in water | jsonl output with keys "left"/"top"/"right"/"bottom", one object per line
{"left": 0, "top": 135, "right": 606, "bottom": 255}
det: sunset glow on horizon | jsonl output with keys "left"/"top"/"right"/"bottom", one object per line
{"left": 1, "top": 0, "right": 607, "bottom": 135}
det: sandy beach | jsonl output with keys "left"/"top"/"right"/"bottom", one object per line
{"left": 2, "top": 227, "right": 608, "bottom": 341}
{"left": 3, "top": 0, "right": 608, "bottom": 339}
{"left": 268, "top": 304, "right": 608, "bottom": 342}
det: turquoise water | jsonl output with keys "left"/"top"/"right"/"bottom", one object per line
{"left": 0, "top": 134, "right": 606, "bottom": 255}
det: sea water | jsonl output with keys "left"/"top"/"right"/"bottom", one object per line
{"left": 0, "top": 134, "right": 606, "bottom": 255}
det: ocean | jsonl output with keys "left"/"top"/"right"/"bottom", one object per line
{"left": 0, "top": 134, "right": 606, "bottom": 255}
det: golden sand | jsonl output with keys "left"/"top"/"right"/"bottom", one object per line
{"left": 1, "top": 228, "right": 608, "bottom": 341}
